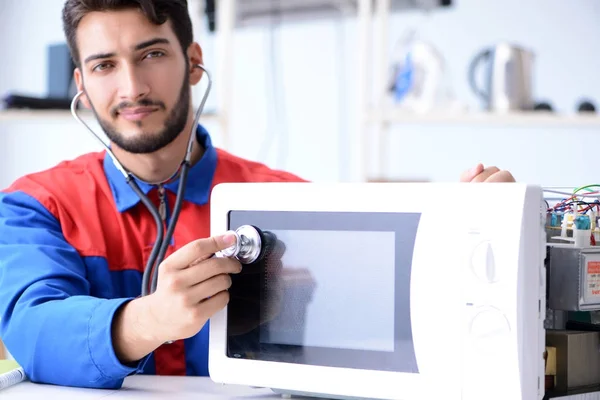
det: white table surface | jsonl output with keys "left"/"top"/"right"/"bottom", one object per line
{"left": 8, "top": 376, "right": 600, "bottom": 400}
{"left": 2, "top": 375, "right": 308, "bottom": 400}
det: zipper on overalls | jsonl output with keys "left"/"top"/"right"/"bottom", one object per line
{"left": 158, "top": 184, "right": 167, "bottom": 222}
{"left": 157, "top": 184, "right": 174, "bottom": 247}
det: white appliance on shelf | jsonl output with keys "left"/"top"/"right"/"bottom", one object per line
{"left": 208, "top": 182, "right": 546, "bottom": 400}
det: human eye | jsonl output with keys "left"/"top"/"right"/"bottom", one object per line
{"left": 144, "top": 50, "right": 165, "bottom": 59}
{"left": 92, "top": 62, "right": 113, "bottom": 72}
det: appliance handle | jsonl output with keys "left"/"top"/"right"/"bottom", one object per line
{"left": 468, "top": 48, "right": 492, "bottom": 102}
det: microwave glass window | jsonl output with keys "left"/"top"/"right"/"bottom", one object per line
{"left": 226, "top": 211, "right": 421, "bottom": 374}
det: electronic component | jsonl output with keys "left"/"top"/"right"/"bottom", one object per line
{"left": 547, "top": 245, "right": 600, "bottom": 311}
{"left": 545, "top": 330, "right": 600, "bottom": 394}
{"left": 545, "top": 185, "right": 600, "bottom": 248}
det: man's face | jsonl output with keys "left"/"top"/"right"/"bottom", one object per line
{"left": 74, "top": 9, "right": 190, "bottom": 154}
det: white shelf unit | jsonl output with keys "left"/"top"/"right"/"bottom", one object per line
{"left": 214, "top": 0, "right": 236, "bottom": 150}
{"left": 365, "top": 110, "right": 600, "bottom": 128}
{"left": 0, "top": 109, "right": 220, "bottom": 123}
{"left": 355, "top": 0, "right": 600, "bottom": 182}
{"left": 357, "top": 0, "right": 394, "bottom": 182}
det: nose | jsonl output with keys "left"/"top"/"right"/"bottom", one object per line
{"left": 117, "top": 63, "right": 150, "bottom": 102}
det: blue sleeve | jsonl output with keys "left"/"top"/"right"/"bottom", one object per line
{"left": 0, "top": 191, "right": 147, "bottom": 388}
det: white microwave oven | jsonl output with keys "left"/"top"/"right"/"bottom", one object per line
{"left": 208, "top": 182, "right": 546, "bottom": 400}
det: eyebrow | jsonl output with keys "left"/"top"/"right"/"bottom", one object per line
{"left": 134, "top": 37, "right": 170, "bottom": 51}
{"left": 83, "top": 37, "right": 171, "bottom": 64}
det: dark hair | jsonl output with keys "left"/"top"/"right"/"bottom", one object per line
{"left": 62, "top": 0, "right": 193, "bottom": 67}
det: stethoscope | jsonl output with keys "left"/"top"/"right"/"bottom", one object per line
{"left": 70, "top": 64, "right": 264, "bottom": 297}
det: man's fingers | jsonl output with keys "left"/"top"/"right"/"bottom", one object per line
{"left": 460, "top": 163, "right": 484, "bottom": 182}
{"left": 471, "top": 166, "right": 500, "bottom": 183}
{"left": 196, "top": 290, "right": 230, "bottom": 318}
{"left": 161, "top": 233, "right": 237, "bottom": 271}
{"left": 188, "top": 274, "right": 233, "bottom": 304}
{"left": 484, "top": 170, "right": 516, "bottom": 183}
{"left": 181, "top": 257, "right": 242, "bottom": 287}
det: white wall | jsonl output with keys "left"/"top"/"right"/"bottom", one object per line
{"left": 1, "top": 0, "right": 599, "bottom": 188}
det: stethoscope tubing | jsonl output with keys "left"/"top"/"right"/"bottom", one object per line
{"left": 70, "top": 64, "right": 213, "bottom": 296}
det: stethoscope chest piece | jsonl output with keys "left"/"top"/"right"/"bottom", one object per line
{"left": 218, "top": 225, "right": 263, "bottom": 264}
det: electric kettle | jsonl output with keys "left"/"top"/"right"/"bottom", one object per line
{"left": 468, "top": 43, "right": 535, "bottom": 112}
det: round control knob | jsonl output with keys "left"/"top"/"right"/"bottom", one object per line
{"left": 469, "top": 307, "right": 511, "bottom": 354}
{"left": 471, "top": 241, "right": 498, "bottom": 283}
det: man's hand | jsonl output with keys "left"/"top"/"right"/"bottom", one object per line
{"left": 460, "top": 163, "right": 516, "bottom": 183}
{"left": 112, "top": 233, "right": 242, "bottom": 363}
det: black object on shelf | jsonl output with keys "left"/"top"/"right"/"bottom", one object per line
{"left": 577, "top": 99, "right": 597, "bottom": 113}
{"left": 205, "top": 0, "right": 216, "bottom": 32}
{"left": 534, "top": 101, "right": 554, "bottom": 112}
{"left": 48, "top": 43, "right": 76, "bottom": 99}
{"left": 565, "top": 320, "right": 600, "bottom": 331}
{"left": 2, "top": 94, "right": 72, "bottom": 110}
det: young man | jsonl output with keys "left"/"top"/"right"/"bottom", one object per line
{"left": 0, "top": 0, "right": 514, "bottom": 391}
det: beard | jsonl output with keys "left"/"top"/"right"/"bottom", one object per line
{"left": 88, "top": 69, "right": 191, "bottom": 154}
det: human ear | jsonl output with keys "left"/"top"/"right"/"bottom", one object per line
{"left": 187, "top": 42, "right": 204, "bottom": 85}
{"left": 73, "top": 68, "right": 91, "bottom": 109}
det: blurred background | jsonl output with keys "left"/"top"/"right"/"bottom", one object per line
{"left": 1, "top": 0, "right": 599, "bottom": 188}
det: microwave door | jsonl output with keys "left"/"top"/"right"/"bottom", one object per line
{"left": 224, "top": 210, "right": 421, "bottom": 375}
